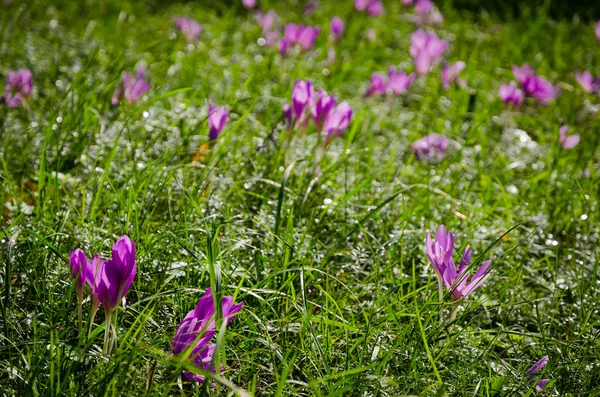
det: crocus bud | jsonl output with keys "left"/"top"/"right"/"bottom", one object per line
{"left": 4, "top": 69, "right": 33, "bottom": 108}
{"left": 70, "top": 249, "right": 90, "bottom": 302}
{"left": 208, "top": 104, "right": 230, "bottom": 141}
{"left": 330, "top": 17, "right": 345, "bottom": 40}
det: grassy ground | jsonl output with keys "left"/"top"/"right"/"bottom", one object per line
{"left": 1, "top": 0, "right": 599, "bottom": 395}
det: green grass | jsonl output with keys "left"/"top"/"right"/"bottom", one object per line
{"left": 1, "top": 0, "right": 599, "bottom": 395}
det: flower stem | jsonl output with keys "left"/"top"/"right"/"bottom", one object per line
{"left": 103, "top": 311, "right": 112, "bottom": 355}
{"left": 437, "top": 278, "right": 444, "bottom": 323}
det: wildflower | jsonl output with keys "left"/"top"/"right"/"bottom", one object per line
{"left": 366, "top": 72, "right": 387, "bottom": 96}
{"left": 280, "top": 23, "right": 319, "bottom": 54}
{"left": 388, "top": 67, "right": 415, "bottom": 94}
{"left": 575, "top": 70, "right": 600, "bottom": 93}
{"left": 94, "top": 236, "right": 137, "bottom": 314}
{"left": 323, "top": 101, "right": 353, "bottom": 144}
{"left": 297, "top": 25, "right": 320, "bottom": 50}
{"left": 410, "top": 29, "right": 448, "bottom": 75}
{"left": 304, "top": 1, "right": 318, "bottom": 15}
{"left": 257, "top": 10, "right": 277, "bottom": 32}
{"left": 411, "top": 133, "right": 449, "bottom": 160}
{"left": 171, "top": 288, "right": 243, "bottom": 383}
{"left": 355, "top": 0, "right": 369, "bottom": 11}
{"left": 522, "top": 75, "right": 558, "bottom": 102}
{"left": 596, "top": 21, "right": 600, "bottom": 41}
{"left": 441, "top": 61, "right": 466, "bottom": 89}
{"left": 499, "top": 81, "right": 523, "bottom": 108}
{"left": 512, "top": 64, "right": 558, "bottom": 102}
{"left": 559, "top": 126, "right": 579, "bottom": 149}
{"left": 208, "top": 104, "right": 230, "bottom": 141}
{"left": 330, "top": 17, "right": 345, "bottom": 40}
{"left": 69, "top": 249, "right": 90, "bottom": 303}
{"left": 283, "top": 103, "right": 292, "bottom": 127}
{"left": 311, "top": 89, "right": 337, "bottom": 129}
{"left": 112, "top": 67, "right": 151, "bottom": 105}
{"left": 241, "top": 0, "right": 256, "bottom": 9}
{"left": 174, "top": 17, "right": 202, "bottom": 41}
{"left": 512, "top": 64, "right": 534, "bottom": 84}
{"left": 292, "top": 80, "right": 314, "bottom": 123}
{"left": 3, "top": 69, "right": 32, "bottom": 108}
{"left": 525, "top": 356, "right": 550, "bottom": 392}
{"left": 425, "top": 225, "right": 492, "bottom": 301}
{"left": 367, "top": 0, "right": 384, "bottom": 15}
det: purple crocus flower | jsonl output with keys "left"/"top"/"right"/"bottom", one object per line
{"left": 112, "top": 67, "right": 151, "bottom": 106}
{"left": 411, "top": 133, "right": 449, "bottom": 160}
{"left": 426, "top": 225, "right": 492, "bottom": 301}
{"left": 388, "top": 67, "right": 415, "bottom": 94}
{"left": 367, "top": 0, "right": 384, "bottom": 15}
{"left": 355, "top": 0, "right": 369, "bottom": 11}
{"left": 415, "top": 0, "right": 433, "bottom": 14}
{"left": 499, "top": 81, "right": 523, "bottom": 108}
{"left": 366, "top": 72, "right": 387, "bottom": 97}
{"left": 330, "top": 17, "right": 345, "bottom": 40}
{"left": 525, "top": 356, "right": 550, "bottom": 392}
{"left": 304, "top": 1, "right": 318, "bottom": 15}
{"left": 3, "top": 69, "right": 33, "bottom": 108}
{"left": 70, "top": 249, "right": 90, "bottom": 302}
{"left": 297, "top": 25, "right": 320, "bottom": 50}
{"left": 174, "top": 17, "right": 202, "bottom": 41}
{"left": 410, "top": 30, "right": 448, "bottom": 75}
{"left": 323, "top": 101, "right": 352, "bottom": 144}
{"left": 280, "top": 23, "right": 319, "bottom": 53}
{"left": 575, "top": 71, "right": 600, "bottom": 93}
{"left": 257, "top": 10, "right": 277, "bottom": 32}
{"left": 311, "top": 89, "right": 337, "bottom": 129}
{"left": 241, "top": 0, "right": 256, "bottom": 9}
{"left": 94, "top": 235, "right": 137, "bottom": 314}
{"left": 292, "top": 80, "right": 314, "bottom": 123}
{"left": 171, "top": 288, "right": 243, "bottom": 383}
{"left": 596, "top": 21, "right": 600, "bottom": 41}
{"left": 208, "top": 104, "right": 230, "bottom": 141}
{"left": 559, "top": 126, "right": 579, "bottom": 149}
{"left": 283, "top": 103, "right": 292, "bottom": 127}
{"left": 512, "top": 64, "right": 534, "bottom": 84}
{"left": 522, "top": 76, "right": 557, "bottom": 102}
{"left": 441, "top": 61, "right": 466, "bottom": 89}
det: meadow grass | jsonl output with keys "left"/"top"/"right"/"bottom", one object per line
{"left": 1, "top": 0, "right": 599, "bottom": 395}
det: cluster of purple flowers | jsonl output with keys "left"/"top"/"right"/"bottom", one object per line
{"left": 354, "top": 0, "right": 384, "bottom": 16}
{"left": 366, "top": 68, "right": 416, "bottom": 96}
{"left": 284, "top": 80, "right": 353, "bottom": 145}
{"left": 279, "top": 23, "right": 320, "bottom": 55}
{"left": 3, "top": 69, "right": 32, "bottom": 108}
